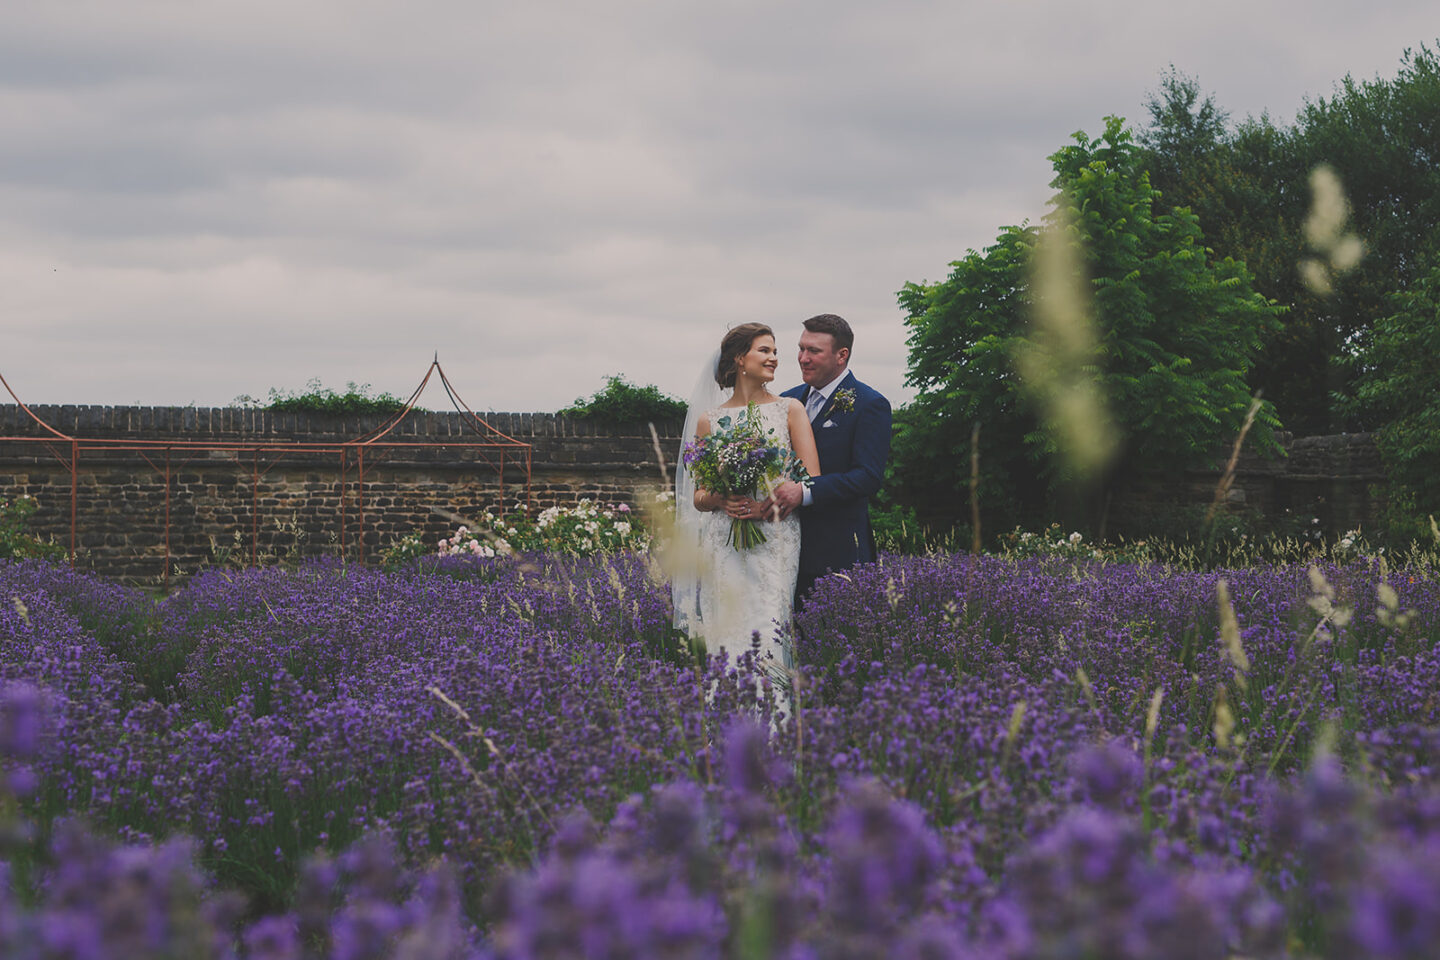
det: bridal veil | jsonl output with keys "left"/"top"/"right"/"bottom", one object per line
{"left": 671, "top": 348, "right": 726, "bottom": 634}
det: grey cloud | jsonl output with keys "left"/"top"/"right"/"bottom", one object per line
{"left": 0, "top": 1, "right": 1436, "bottom": 412}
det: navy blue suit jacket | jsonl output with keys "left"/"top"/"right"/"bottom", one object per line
{"left": 782, "top": 372, "right": 891, "bottom": 604}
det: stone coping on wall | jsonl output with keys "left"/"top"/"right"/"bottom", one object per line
{"left": 1223, "top": 431, "right": 1385, "bottom": 481}
{"left": 0, "top": 404, "right": 685, "bottom": 442}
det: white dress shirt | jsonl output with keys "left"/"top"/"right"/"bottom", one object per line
{"left": 800, "top": 370, "right": 850, "bottom": 506}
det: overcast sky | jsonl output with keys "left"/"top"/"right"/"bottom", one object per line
{"left": 1, "top": 2, "right": 1434, "bottom": 414}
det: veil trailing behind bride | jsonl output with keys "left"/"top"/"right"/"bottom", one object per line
{"left": 671, "top": 325, "right": 816, "bottom": 678}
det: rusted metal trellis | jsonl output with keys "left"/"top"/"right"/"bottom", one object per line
{"left": 0, "top": 358, "right": 531, "bottom": 586}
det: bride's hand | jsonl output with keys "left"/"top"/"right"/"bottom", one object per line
{"left": 722, "top": 495, "right": 759, "bottom": 520}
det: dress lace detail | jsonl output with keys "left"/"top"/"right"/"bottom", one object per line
{"left": 693, "top": 399, "right": 801, "bottom": 672}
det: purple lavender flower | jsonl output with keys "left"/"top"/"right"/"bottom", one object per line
{"left": 0, "top": 681, "right": 52, "bottom": 761}
{"left": 813, "top": 778, "right": 947, "bottom": 954}
{"left": 492, "top": 840, "right": 724, "bottom": 959}
{"left": 1072, "top": 739, "right": 1142, "bottom": 811}
{"left": 723, "top": 718, "right": 779, "bottom": 796}
{"left": 985, "top": 806, "right": 1284, "bottom": 959}
{"left": 242, "top": 915, "right": 301, "bottom": 960}
{"left": 1349, "top": 839, "right": 1440, "bottom": 959}
{"left": 34, "top": 819, "right": 240, "bottom": 960}
{"left": 3, "top": 548, "right": 1440, "bottom": 956}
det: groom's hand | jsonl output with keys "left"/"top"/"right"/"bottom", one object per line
{"left": 765, "top": 481, "right": 805, "bottom": 520}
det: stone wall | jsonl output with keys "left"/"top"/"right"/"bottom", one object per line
{"left": 0, "top": 405, "right": 683, "bottom": 585}
{"left": 1110, "top": 432, "right": 1389, "bottom": 536}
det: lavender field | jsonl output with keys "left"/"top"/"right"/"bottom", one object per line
{"left": 3, "top": 549, "right": 1439, "bottom": 958}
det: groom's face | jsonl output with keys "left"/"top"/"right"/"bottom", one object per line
{"left": 797, "top": 330, "right": 848, "bottom": 388}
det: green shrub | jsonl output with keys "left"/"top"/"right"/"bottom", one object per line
{"left": 235, "top": 378, "right": 407, "bottom": 416}
{"left": 379, "top": 532, "right": 433, "bottom": 571}
{"left": 385, "top": 499, "right": 652, "bottom": 569}
{"left": 870, "top": 495, "right": 960, "bottom": 555}
{"left": 559, "top": 376, "right": 686, "bottom": 422}
{"left": 992, "top": 519, "right": 1440, "bottom": 572}
{"left": 449, "top": 500, "right": 650, "bottom": 557}
{"left": 0, "top": 496, "right": 65, "bottom": 561}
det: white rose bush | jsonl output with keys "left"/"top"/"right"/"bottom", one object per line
{"left": 445, "top": 499, "right": 649, "bottom": 559}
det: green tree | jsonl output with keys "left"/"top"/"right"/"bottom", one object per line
{"left": 894, "top": 223, "right": 1044, "bottom": 533}
{"left": 1351, "top": 254, "right": 1440, "bottom": 528}
{"left": 1138, "top": 46, "right": 1440, "bottom": 433}
{"left": 896, "top": 118, "right": 1282, "bottom": 536}
{"left": 1139, "top": 71, "right": 1327, "bottom": 432}
{"left": 1302, "top": 45, "right": 1440, "bottom": 425}
{"left": 1138, "top": 67, "right": 1232, "bottom": 201}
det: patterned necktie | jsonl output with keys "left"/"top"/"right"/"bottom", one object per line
{"left": 806, "top": 388, "right": 825, "bottom": 420}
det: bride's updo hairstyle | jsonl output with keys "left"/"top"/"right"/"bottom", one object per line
{"left": 716, "top": 323, "right": 774, "bottom": 389}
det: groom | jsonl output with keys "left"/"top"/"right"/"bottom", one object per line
{"left": 767, "top": 314, "right": 892, "bottom": 607}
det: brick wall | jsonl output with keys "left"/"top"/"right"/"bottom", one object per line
{"left": 0, "top": 405, "right": 683, "bottom": 584}
{"left": 1, "top": 404, "right": 1394, "bottom": 584}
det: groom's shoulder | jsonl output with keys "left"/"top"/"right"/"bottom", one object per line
{"left": 848, "top": 376, "right": 890, "bottom": 409}
{"left": 781, "top": 383, "right": 806, "bottom": 400}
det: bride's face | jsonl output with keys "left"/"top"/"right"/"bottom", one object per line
{"left": 735, "top": 334, "right": 779, "bottom": 384}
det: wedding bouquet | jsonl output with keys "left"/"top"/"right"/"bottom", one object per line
{"left": 682, "top": 403, "right": 810, "bottom": 549}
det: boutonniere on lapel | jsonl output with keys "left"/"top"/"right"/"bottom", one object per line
{"left": 829, "top": 388, "right": 857, "bottom": 414}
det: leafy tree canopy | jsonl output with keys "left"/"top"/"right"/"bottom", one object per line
{"left": 895, "top": 117, "right": 1281, "bottom": 536}
{"left": 1351, "top": 251, "right": 1440, "bottom": 527}
{"left": 559, "top": 375, "right": 686, "bottom": 422}
{"left": 1138, "top": 44, "right": 1440, "bottom": 433}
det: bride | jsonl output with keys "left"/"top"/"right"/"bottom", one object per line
{"left": 672, "top": 323, "right": 820, "bottom": 671}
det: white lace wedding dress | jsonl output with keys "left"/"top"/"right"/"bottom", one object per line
{"left": 691, "top": 400, "right": 801, "bottom": 671}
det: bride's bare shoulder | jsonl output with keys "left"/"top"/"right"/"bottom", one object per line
{"left": 750, "top": 395, "right": 798, "bottom": 411}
